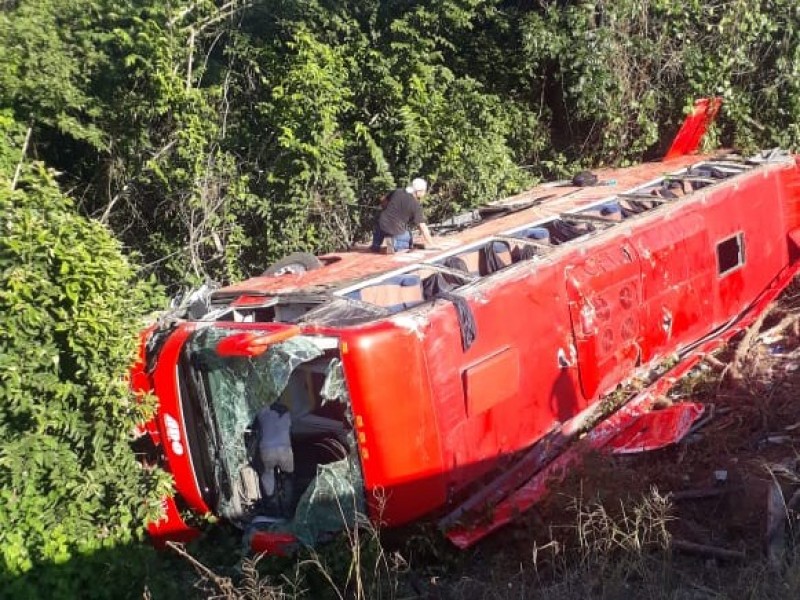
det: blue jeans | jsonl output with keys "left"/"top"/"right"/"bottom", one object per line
{"left": 371, "top": 224, "right": 412, "bottom": 252}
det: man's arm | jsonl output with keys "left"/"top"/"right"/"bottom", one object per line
{"left": 418, "top": 222, "right": 436, "bottom": 248}
{"left": 411, "top": 199, "right": 438, "bottom": 248}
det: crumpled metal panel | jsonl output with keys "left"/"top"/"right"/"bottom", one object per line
{"left": 605, "top": 402, "right": 705, "bottom": 454}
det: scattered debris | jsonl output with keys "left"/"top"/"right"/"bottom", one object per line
{"left": 605, "top": 403, "right": 705, "bottom": 454}
{"left": 671, "top": 539, "right": 746, "bottom": 562}
{"left": 758, "top": 434, "right": 793, "bottom": 448}
{"left": 730, "top": 310, "right": 771, "bottom": 380}
{"left": 670, "top": 485, "right": 740, "bottom": 501}
{"left": 765, "top": 480, "right": 786, "bottom": 568}
{"left": 701, "top": 354, "right": 727, "bottom": 373}
{"left": 686, "top": 403, "right": 716, "bottom": 437}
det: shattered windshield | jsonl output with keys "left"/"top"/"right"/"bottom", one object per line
{"left": 187, "top": 328, "right": 323, "bottom": 504}
{"left": 185, "top": 327, "right": 366, "bottom": 541}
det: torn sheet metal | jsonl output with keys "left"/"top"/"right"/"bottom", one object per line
{"left": 445, "top": 386, "right": 659, "bottom": 549}
{"left": 604, "top": 402, "right": 705, "bottom": 454}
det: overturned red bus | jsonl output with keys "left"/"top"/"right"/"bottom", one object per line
{"left": 130, "top": 105, "right": 800, "bottom": 554}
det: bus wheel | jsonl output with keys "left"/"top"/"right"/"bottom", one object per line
{"left": 262, "top": 252, "right": 323, "bottom": 276}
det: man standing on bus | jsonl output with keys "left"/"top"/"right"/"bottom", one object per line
{"left": 370, "top": 177, "right": 436, "bottom": 253}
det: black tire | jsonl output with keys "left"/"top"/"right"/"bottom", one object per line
{"left": 262, "top": 252, "right": 323, "bottom": 276}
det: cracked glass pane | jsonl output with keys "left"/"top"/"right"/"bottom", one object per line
{"left": 188, "top": 328, "right": 323, "bottom": 517}
{"left": 320, "top": 358, "right": 347, "bottom": 404}
{"left": 286, "top": 451, "right": 366, "bottom": 546}
{"left": 250, "top": 447, "right": 366, "bottom": 547}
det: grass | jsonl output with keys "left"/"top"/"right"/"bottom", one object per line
{"left": 155, "top": 480, "right": 800, "bottom": 600}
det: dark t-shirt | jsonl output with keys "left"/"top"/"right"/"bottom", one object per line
{"left": 378, "top": 188, "right": 425, "bottom": 235}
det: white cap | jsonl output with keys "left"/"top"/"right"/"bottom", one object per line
{"left": 407, "top": 177, "right": 427, "bottom": 194}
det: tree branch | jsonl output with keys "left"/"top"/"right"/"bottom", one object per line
{"left": 186, "top": 27, "right": 196, "bottom": 90}
{"left": 10, "top": 125, "right": 33, "bottom": 191}
{"left": 195, "top": 1, "right": 254, "bottom": 35}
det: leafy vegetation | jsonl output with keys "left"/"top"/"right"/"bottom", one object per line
{"left": 0, "top": 163, "right": 170, "bottom": 596}
{"left": 2, "top": 0, "right": 800, "bottom": 598}
{"left": 3, "top": 0, "right": 797, "bottom": 287}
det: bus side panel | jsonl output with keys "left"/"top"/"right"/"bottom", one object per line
{"left": 341, "top": 324, "right": 446, "bottom": 526}
{"left": 704, "top": 171, "right": 790, "bottom": 327}
{"left": 565, "top": 240, "right": 643, "bottom": 399}
{"left": 635, "top": 211, "right": 714, "bottom": 363}
{"left": 418, "top": 261, "right": 585, "bottom": 498}
{"left": 778, "top": 158, "right": 800, "bottom": 257}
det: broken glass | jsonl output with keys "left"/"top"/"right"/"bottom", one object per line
{"left": 300, "top": 297, "right": 390, "bottom": 326}
{"left": 285, "top": 452, "right": 366, "bottom": 546}
{"left": 250, "top": 448, "right": 366, "bottom": 548}
{"left": 320, "top": 358, "right": 347, "bottom": 404}
{"left": 188, "top": 329, "right": 323, "bottom": 517}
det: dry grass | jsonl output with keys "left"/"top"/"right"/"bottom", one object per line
{"left": 168, "top": 484, "right": 800, "bottom": 600}
{"left": 166, "top": 542, "right": 288, "bottom": 600}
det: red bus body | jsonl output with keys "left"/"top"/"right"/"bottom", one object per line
{"left": 132, "top": 147, "right": 800, "bottom": 552}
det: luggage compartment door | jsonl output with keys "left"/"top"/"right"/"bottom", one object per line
{"left": 566, "top": 241, "right": 643, "bottom": 399}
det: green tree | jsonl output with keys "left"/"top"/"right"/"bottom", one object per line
{"left": 3, "top": 0, "right": 800, "bottom": 287}
{"left": 0, "top": 164, "right": 169, "bottom": 587}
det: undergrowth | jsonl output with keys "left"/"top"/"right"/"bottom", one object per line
{"left": 159, "top": 483, "right": 800, "bottom": 600}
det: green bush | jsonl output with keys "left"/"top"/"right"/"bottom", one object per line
{"left": 0, "top": 164, "right": 169, "bottom": 593}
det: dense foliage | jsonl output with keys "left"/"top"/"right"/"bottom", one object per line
{"left": 3, "top": 0, "right": 797, "bottom": 286}
{"left": 1, "top": 0, "right": 799, "bottom": 596}
{"left": 0, "top": 162, "right": 170, "bottom": 595}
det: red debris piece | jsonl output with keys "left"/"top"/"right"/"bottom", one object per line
{"left": 605, "top": 402, "right": 705, "bottom": 454}
{"left": 665, "top": 97, "right": 723, "bottom": 160}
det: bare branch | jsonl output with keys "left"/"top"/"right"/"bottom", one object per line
{"left": 10, "top": 125, "right": 32, "bottom": 191}
{"left": 195, "top": 1, "right": 254, "bottom": 35}
{"left": 168, "top": 3, "right": 197, "bottom": 27}
{"left": 671, "top": 539, "right": 746, "bottom": 562}
{"left": 186, "top": 27, "right": 196, "bottom": 91}
{"left": 99, "top": 184, "right": 128, "bottom": 225}
{"left": 165, "top": 541, "right": 239, "bottom": 598}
